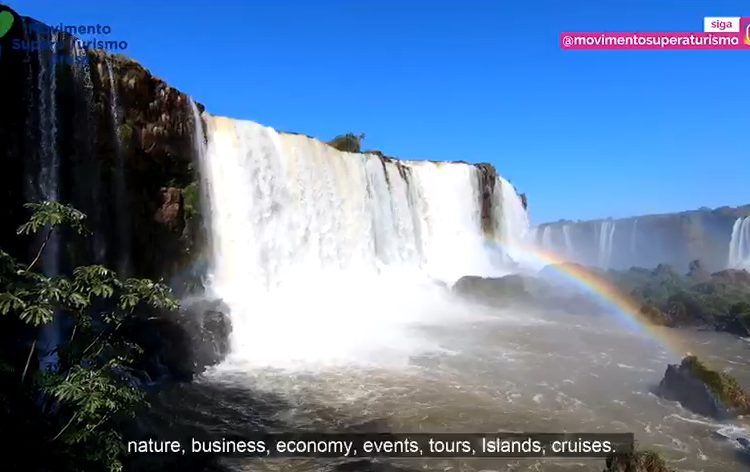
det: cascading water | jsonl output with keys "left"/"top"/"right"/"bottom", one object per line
{"left": 195, "top": 113, "right": 528, "bottom": 366}
{"left": 105, "top": 58, "right": 131, "bottom": 275}
{"left": 728, "top": 217, "right": 750, "bottom": 269}
{"left": 495, "top": 176, "right": 530, "bottom": 265}
{"left": 630, "top": 218, "right": 638, "bottom": 255}
{"left": 540, "top": 225, "right": 553, "bottom": 250}
{"left": 562, "top": 224, "right": 573, "bottom": 258}
{"left": 36, "top": 30, "right": 61, "bottom": 369}
{"left": 597, "top": 220, "right": 616, "bottom": 269}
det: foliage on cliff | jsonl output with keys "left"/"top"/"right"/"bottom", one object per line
{"left": 680, "top": 355, "right": 750, "bottom": 414}
{"left": 0, "top": 201, "right": 178, "bottom": 472}
{"left": 604, "top": 450, "right": 675, "bottom": 472}
{"left": 328, "top": 132, "right": 366, "bottom": 153}
{"left": 608, "top": 262, "right": 750, "bottom": 335}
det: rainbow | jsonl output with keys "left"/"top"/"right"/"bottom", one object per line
{"left": 501, "top": 241, "right": 691, "bottom": 359}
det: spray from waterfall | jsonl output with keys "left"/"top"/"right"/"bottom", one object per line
{"left": 196, "top": 114, "right": 528, "bottom": 366}
{"left": 728, "top": 217, "right": 750, "bottom": 269}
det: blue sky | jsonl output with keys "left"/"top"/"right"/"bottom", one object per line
{"left": 7, "top": 0, "right": 750, "bottom": 223}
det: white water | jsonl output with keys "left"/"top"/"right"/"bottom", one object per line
{"left": 497, "top": 175, "right": 530, "bottom": 263}
{"left": 37, "top": 31, "right": 61, "bottom": 370}
{"left": 728, "top": 217, "right": 750, "bottom": 269}
{"left": 562, "top": 224, "right": 573, "bottom": 258}
{"left": 106, "top": 58, "right": 131, "bottom": 275}
{"left": 597, "top": 220, "right": 616, "bottom": 269}
{"left": 540, "top": 225, "right": 553, "bottom": 250}
{"left": 629, "top": 218, "right": 638, "bottom": 256}
{"left": 195, "top": 113, "right": 529, "bottom": 366}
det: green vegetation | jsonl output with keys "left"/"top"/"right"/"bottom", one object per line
{"left": 181, "top": 180, "right": 201, "bottom": 221}
{"left": 605, "top": 449, "right": 675, "bottom": 472}
{"left": 327, "top": 132, "right": 366, "bottom": 153}
{"left": 681, "top": 355, "right": 750, "bottom": 414}
{"left": 608, "top": 263, "right": 750, "bottom": 333}
{"left": 0, "top": 201, "right": 178, "bottom": 471}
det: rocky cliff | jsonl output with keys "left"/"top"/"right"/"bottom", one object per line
{"left": 0, "top": 11, "right": 206, "bottom": 292}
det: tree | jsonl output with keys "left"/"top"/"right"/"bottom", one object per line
{"left": 0, "top": 201, "right": 179, "bottom": 471}
{"left": 327, "top": 132, "right": 366, "bottom": 153}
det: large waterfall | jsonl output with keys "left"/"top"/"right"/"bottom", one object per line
{"left": 193, "top": 109, "right": 528, "bottom": 365}
{"left": 729, "top": 217, "right": 750, "bottom": 269}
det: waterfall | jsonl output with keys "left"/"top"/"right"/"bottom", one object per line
{"left": 562, "top": 224, "right": 573, "bottom": 258}
{"left": 196, "top": 114, "right": 527, "bottom": 365}
{"left": 541, "top": 226, "right": 553, "bottom": 250}
{"left": 36, "top": 30, "right": 61, "bottom": 370}
{"left": 496, "top": 176, "right": 530, "bottom": 263}
{"left": 728, "top": 217, "right": 750, "bottom": 269}
{"left": 630, "top": 219, "right": 638, "bottom": 255}
{"left": 597, "top": 220, "right": 616, "bottom": 269}
{"left": 105, "top": 58, "right": 131, "bottom": 275}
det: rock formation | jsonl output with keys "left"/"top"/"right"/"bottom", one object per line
{"left": 656, "top": 355, "right": 750, "bottom": 420}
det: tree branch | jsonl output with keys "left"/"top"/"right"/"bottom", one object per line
{"left": 27, "top": 228, "right": 53, "bottom": 272}
{"left": 21, "top": 339, "right": 36, "bottom": 383}
{"left": 51, "top": 412, "right": 78, "bottom": 442}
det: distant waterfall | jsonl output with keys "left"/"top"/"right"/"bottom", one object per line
{"left": 562, "top": 224, "right": 573, "bottom": 258}
{"left": 597, "top": 220, "right": 616, "bottom": 269}
{"left": 105, "top": 58, "right": 132, "bottom": 275}
{"left": 541, "top": 226, "right": 553, "bottom": 250}
{"left": 728, "top": 217, "right": 750, "bottom": 269}
{"left": 196, "top": 114, "right": 528, "bottom": 364}
{"left": 630, "top": 219, "right": 638, "bottom": 255}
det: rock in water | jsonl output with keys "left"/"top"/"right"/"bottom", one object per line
{"left": 656, "top": 355, "right": 750, "bottom": 419}
{"left": 452, "top": 274, "right": 529, "bottom": 304}
{"left": 129, "top": 298, "right": 232, "bottom": 381}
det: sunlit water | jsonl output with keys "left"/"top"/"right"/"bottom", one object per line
{"left": 151, "top": 301, "right": 750, "bottom": 471}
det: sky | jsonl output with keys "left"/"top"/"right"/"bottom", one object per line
{"left": 6, "top": 0, "right": 750, "bottom": 224}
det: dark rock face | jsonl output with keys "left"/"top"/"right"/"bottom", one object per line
{"left": 130, "top": 299, "right": 232, "bottom": 382}
{"left": 0, "top": 13, "right": 223, "bottom": 380}
{"left": 154, "top": 186, "right": 185, "bottom": 233}
{"left": 475, "top": 163, "right": 497, "bottom": 237}
{"left": 656, "top": 356, "right": 750, "bottom": 420}
{"left": 453, "top": 274, "right": 530, "bottom": 304}
{"left": 657, "top": 362, "right": 731, "bottom": 419}
{"left": 0, "top": 15, "right": 206, "bottom": 287}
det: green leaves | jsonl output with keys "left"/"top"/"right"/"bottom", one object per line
{"left": 0, "top": 292, "right": 26, "bottom": 315}
{"left": 19, "top": 303, "right": 53, "bottom": 325}
{"left": 119, "top": 277, "right": 179, "bottom": 312}
{"left": 1, "top": 200, "right": 182, "bottom": 471}
{"left": 16, "top": 201, "right": 88, "bottom": 236}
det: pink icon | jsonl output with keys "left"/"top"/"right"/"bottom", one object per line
{"left": 742, "top": 17, "right": 750, "bottom": 46}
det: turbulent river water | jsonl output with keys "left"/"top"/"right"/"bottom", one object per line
{"left": 149, "top": 106, "right": 750, "bottom": 471}
{"left": 152, "top": 298, "right": 750, "bottom": 472}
